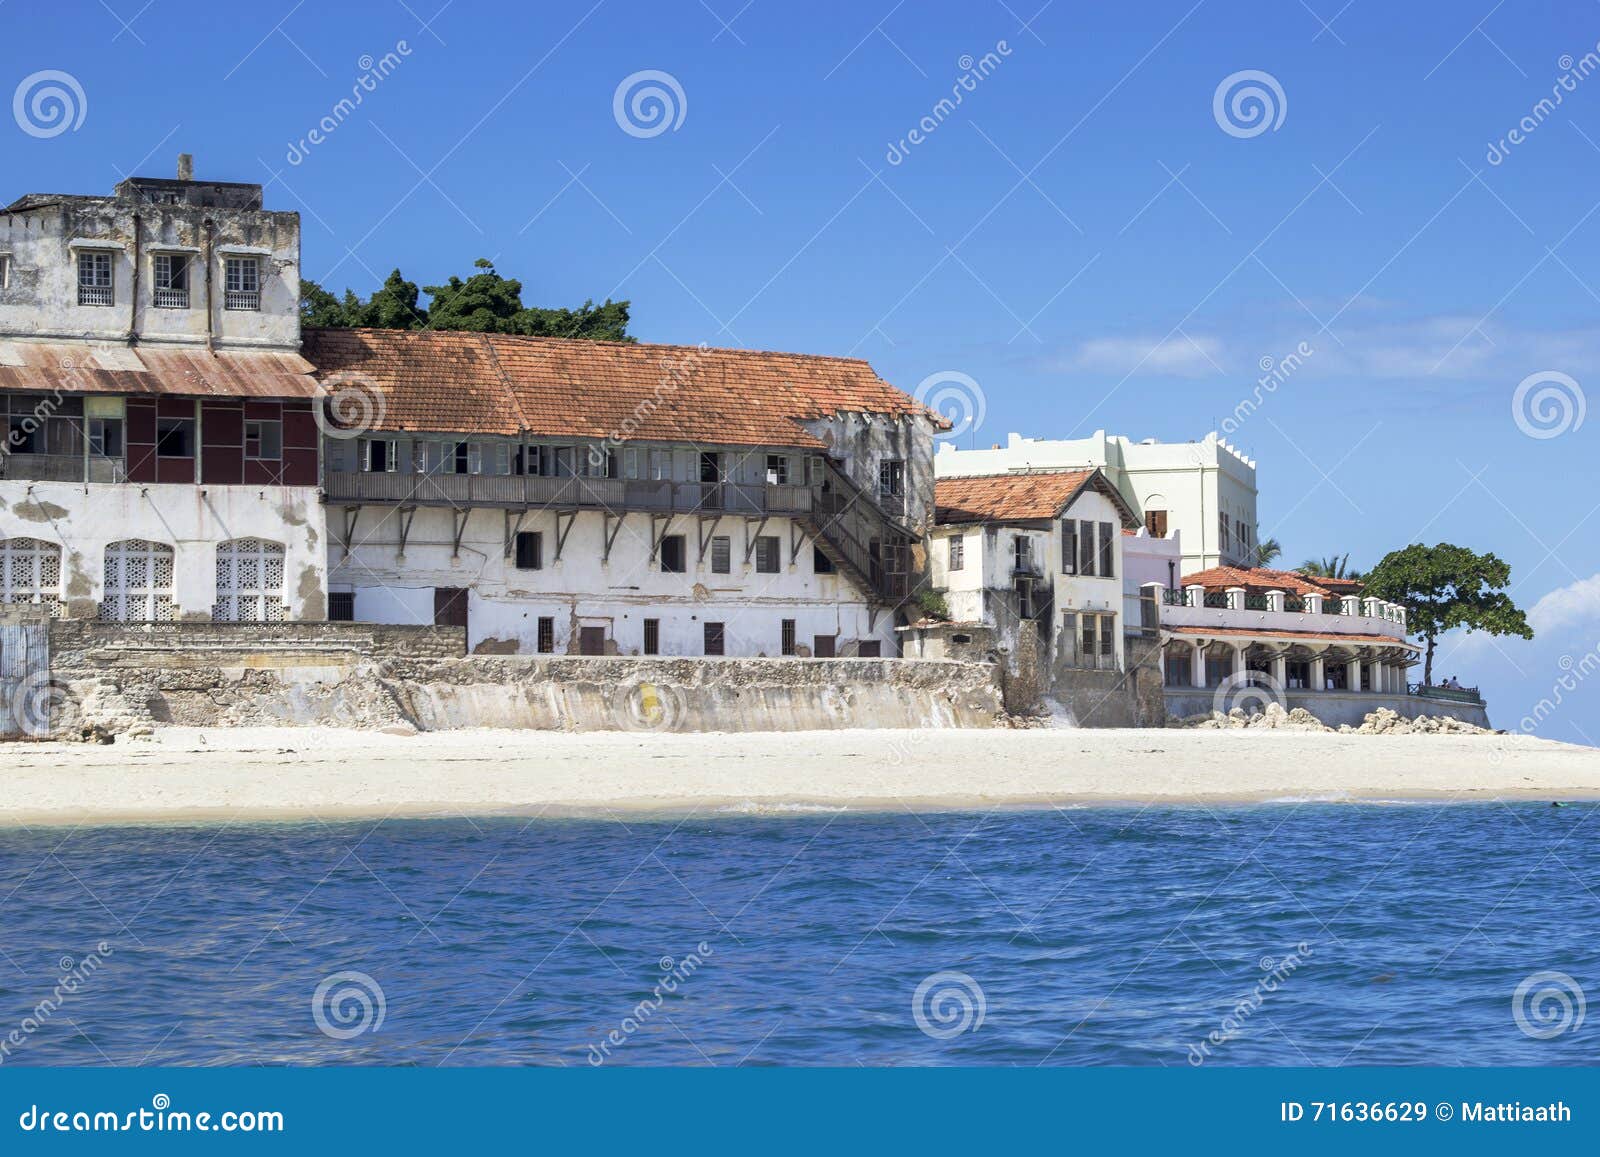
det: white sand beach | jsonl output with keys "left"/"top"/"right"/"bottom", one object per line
{"left": 3, "top": 726, "right": 1599, "bottom": 826}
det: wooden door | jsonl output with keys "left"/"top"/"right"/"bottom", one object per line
{"left": 433, "top": 587, "right": 468, "bottom": 629}
{"left": 813, "top": 634, "right": 836, "bottom": 659}
{"left": 579, "top": 626, "right": 606, "bottom": 656}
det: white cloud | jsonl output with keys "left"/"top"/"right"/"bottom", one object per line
{"left": 1528, "top": 572, "right": 1600, "bottom": 635}
{"left": 1065, "top": 334, "right": 1226, "bottom": 378}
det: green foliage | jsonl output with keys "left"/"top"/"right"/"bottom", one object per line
{"left": 915, "top": 588, "right": 952, "bottom": 622}
{"left": 300, "top": 260, "right": 633, "bottom": 342}
{"left": 1362, "top": 543, "right": 1533, "bottom": 684}
{"left": 1299, "top": 553, "right": 1363, "bottom": 580}
{"left": 1254, "top": 537, "right": 1282, "bottom": 567}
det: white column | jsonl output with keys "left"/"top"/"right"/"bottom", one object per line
{"left": 1225, "top": 586, "right": 1246, "bottom": 611}
{"left": 1265, "top": 589, "right": 1285, "bottom": 613}
{"left": 1232, "top": 644, "right": 1247, "bottom": 679}
{"left": 1271, "top": 652, "right": 1287, "bottom": 688}
{"left": 1304, "top": 593, "right": 1324, "bottom": 615}
{"left": 1351, "top": 656, "right": 1365, "bottom": 693}
{"left": 1185, "top": 584, "right": 1206, "bottom": 608}
{"left": 1191, "top": 639, "right": 1206, "bottom": 687}
{"left": 1310, "top": 653, "right": 1325, "bottom": 691}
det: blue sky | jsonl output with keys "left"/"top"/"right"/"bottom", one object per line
{"left": 4, "top": 0, "right": 1598, "bottom": 741}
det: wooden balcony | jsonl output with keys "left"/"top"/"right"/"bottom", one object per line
{"left": 0, "top": 453, "right": 126, "bottom": 484}
{"left": 323, "top": 470, "right": 815, "bottom": 516}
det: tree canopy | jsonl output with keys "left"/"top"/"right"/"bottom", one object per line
{"left": 1299, "top": 553, "right": 1362, "bottom": 580}
{"left": 301, "top": 259, "right": 635, "bottom": 342}
{"left": 1362, "top": 542, "right": 1533, "bottom": 686}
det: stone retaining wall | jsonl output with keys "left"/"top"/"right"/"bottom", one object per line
{"left": 1162, "top": 688, "right": 1492, "bottom": 729}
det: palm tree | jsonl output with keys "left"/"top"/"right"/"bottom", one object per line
{"left": 1299, "top": 553, "right": 1363, "bottom": 580}
{"left": 1254, "top": 537, "right": 1283, "bottom": 568}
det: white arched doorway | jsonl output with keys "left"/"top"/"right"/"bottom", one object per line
{"left": 0, "top": 537, "right": 63, "bottom": 617}
{"left": 213, "top": 538, "right": 286, "bottom": 623}
{"left": 100, "top": 540, "right": 176, "bottom": 622}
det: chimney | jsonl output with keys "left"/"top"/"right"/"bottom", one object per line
{"left": 177, "top": 153, "right": 194, "bottom": 181}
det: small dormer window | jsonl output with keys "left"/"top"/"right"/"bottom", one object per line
{"left": 78, "top": 251, "right": 113, "bottom": 307}
{"left": 153, "top": 254, "right": 189, "bottom": 309}
{"left": 224, "top": 256, "right": 260, "bottom": 311}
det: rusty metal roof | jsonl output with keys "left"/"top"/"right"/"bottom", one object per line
{"left": 0, "top": 341, "right": 320, "bottom": 399}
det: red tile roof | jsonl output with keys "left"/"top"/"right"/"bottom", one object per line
{"left": 301, "top": 328, "right": 941, "bottom": 448}
{"left": 1163, "top": 624, "right": 1418, "bottom": 650}
{"left": 1181, "top": 565, "right": 1355, "bottom": 598}
{"left": 0, "top": 341, "right": 319, "bottom": 398}
{"left": 934, "top": 469, "right": 1138, "bottom": 526}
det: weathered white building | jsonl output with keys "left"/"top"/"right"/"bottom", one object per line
{"left": 914, "top": 469, "right": 1141, "bottom": 678}
{"left": 0, "top": 160, "right": 327, "bottom": 624}
{"left": 935, "top": 429, "right": 1259, "bottom": 571}
{"left": 308, "top": 327, "right": 942, "bottom": 656}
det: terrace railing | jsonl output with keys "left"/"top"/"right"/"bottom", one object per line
{"left": 323, "top": 471, "right": 814, "bottom": 517}
{"left": 0, "top": 453, "right": 126, "bottom": 484}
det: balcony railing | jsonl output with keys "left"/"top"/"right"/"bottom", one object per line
{"left": 224, "top": 290, "right": 260, "bottom": 311}
{"left": 0, "top": 452, "right": 126, "bottom": 483}
{"left": 324, "top": 470, "right": 815, "bottom": 515}
{"left": 78, "top": 285, "right": 114, "bottom": 307}
{"left": 1409, "top": 682, "right": 1483, "bottom": 705}
{"left": 153, "top": 287, "right": 189, "bottom": 309}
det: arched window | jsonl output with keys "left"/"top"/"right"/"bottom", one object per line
{"left": 214, "top": 538, "right": 286, "bottom": 623}
{"left": 0, "top": 537, "right": 63, "bottom": 617}
{"left": 101, "top": 540, "right": 176, "bottom": 622}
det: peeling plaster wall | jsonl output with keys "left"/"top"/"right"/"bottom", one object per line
{"left": 0, "top": 194, "right": 300, "bottom": 351}
{"left": 329, "top": 506, "right": 896, "bottom": 656}
{"left": 0, "top": 481, "right": 327, "bottom": 619}
{"left": 800, "top": 412, "right": 938, "bottom": 533}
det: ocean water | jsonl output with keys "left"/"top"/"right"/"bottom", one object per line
{"left": 0, "top": 803, "right": 1594, "bottom": 1067}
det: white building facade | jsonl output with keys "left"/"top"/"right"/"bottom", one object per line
{"left": 0, "top": 160, "right": 328, "bottom": 624}
{"left": 935, "top": 429, "right": 1259, "bottom": 571}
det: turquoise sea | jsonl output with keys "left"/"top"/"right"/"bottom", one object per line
{"left": 0, "top": 803, "right": 1593, "bottom": 1066}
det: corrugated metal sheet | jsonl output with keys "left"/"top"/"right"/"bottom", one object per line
{"left": 0, "top": 342, "right": 320, "bottom": 399}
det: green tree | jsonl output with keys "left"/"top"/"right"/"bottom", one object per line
{"left": 300, "top": 258, "right": 633, "bottom": 342}
{"left": 1254, "top": 537, "right": 1282, "bottom": 567}
{"left": 1299, "top": 553, "right": 1362, "bottom": 580}
{"left": 1362, "top": 543, "right": 1533, "bottom": 686}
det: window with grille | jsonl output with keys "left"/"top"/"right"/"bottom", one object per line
{"left": 152, "top": 254, "right": 189, "bottom": 309}
{"left": 703, "top": 621, "right": 725, "bottom": 656}
{"left": 710, "top": 536, "right": 731, "bottom": 574}
{"left": 213, "top": 538, "right": 286, "bottom": 622}
{"left": 100, "top": 540, "right": 175, "bottom": 622}
{"left": 537, "top": 617, "right": 555, "bottom": 653}
{"left": 224, "top": 257, "right": 261, "bottom": 311}
{"left": 245, "top": 420, "right": 282, "bottom": 460}
{"left": 328, "top": 592, "right": 355, "bottom": 622}
{"left": 78, "top": 251, "right": 113, "bottom": 306}
{"left": 514, "top": 531, "right": 542, "bottom": 570}
{"left": 643, "top": 618, "right": 660, "bottom": 655}
{"left": 948, "top": 535, "right": 964, "bottom": 571}
{"left": 0, "top": 538, "right": 63, "bottom": 617}
{"left": 754, "top": 535, "right": 780, "bottom": 574}
{"left": 781, "top": 619, "right": 796, "bottom": 656}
